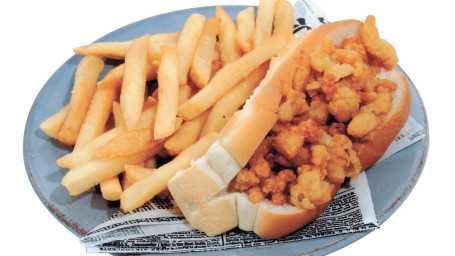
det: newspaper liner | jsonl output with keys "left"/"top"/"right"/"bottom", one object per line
{"left": 82, "top": 0, "right": 426, "bottom": 253}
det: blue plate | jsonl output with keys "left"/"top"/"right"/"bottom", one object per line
{"left": 23, "top": 6, "right": 429, "bottom": 255}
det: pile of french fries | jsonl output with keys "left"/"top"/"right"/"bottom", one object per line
{"left": 39, "top": 0, "right": 295, "bottom": 212}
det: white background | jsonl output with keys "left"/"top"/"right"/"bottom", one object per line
{"left": 2, "top": 0, "right": 453, "bottom": 255}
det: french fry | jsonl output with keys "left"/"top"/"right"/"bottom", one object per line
{"left": 165, "top": 111, "right": 209, "bottom": 155}
{"left": 74, "top": 86, "right": 118, "bottom": 151}
{"left": 100, "top": 175, "right": 122, "bottom": 201}
{"left": 147, "top": 41, "right": 177, "bottom": 63}
{"left": 135, "top": 105, "right": 157, "bottom": 128}
{"left": 97, "top": 63, "right": 158, "bottom": 90}
{"left": 254, "top": 0, "right": 278, "bottom": 48}
{"left": 121, "top": 175, "right": 134, "bottom": 190}
{"left": 273, "top": 0, "right": 294, "bottom": 35}
{"left": 178, "top": 31, "right": 293, "bottom": 120}
{"left": 178, "top": 84, "right": 192, "bottom": 105}
{"left": 57, "top": 106, "right": 155, "bottom": 168}
{"left": 235, "top": 7, "right": 255, "bottom": 53}
{"left": 100, "top": 99, "right": 124, "bottom": 201}
{"left": 143, "top": 156, "right": 157, "bottom": 169}
{"left": 177, "top": 13, "right": 206, "bottom": 85}
{"left": 57, "top": 55, "right": 104, "bottom": 146}
{"left": 213, "top": 41, "right": 221, "bottom": 62}
{"left": 124, "top": 164, "right": 156, "bottom": 184}
{"left": 189, "top": 17, "right": 221, "bottom": 88}
{"left": 148, "top": 32, "right": 181, "bottom": 42}
{"left": 210, "top": 59, "right": 222, "bottom": 80}
{"left": 61, "top": 142, "right": 164, "bottom": 196}
{"left": 120, "top": 35, "right": 149, "bottom": 130}
{"left": 143, "top": 96, "right": 158, "bottom": 110}
{"left": 120, "top": 132, "right": 217, "bottom": 212}
{"left": 155, "top": 45, "right": 180, "bottom": 139}
{"left": 73, "top": 41, "right": 132, "bottom": 59}
{"left": 95, "top": 127, "right": 164, "bottom": 159}
{"left": 73, "top": 32, "right": 180, "bottom": 59}
{"left": 200, "top": 63, "right": 268, "bottom": 136}
{"left": 39, "top": 104, "right": 69, "bottom": 139}
{"left": 98, "top": 64, "right": 125, "bottom": 90}
{"left": 121, "top": 163, "right": 144, "bottom": 190}
{"left": 57, "top": 126, "right": 124, "bottom": 168}
{"left": 112, "top": 101, "right": 123, "bottom": 127}
{"left": 216, "top": 7, "right": 242, "bottom": 66}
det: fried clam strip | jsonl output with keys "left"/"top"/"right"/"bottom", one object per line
{"left": 178, "top": 31, "right": 293, "bottom": 121}
{"left": 57, "top": 55, "right": 104, "bottom": 146}
{"left": 61, "top": 142, "right": 164, "bottom": 196}
{"left": 73, "top": 32, "right": 181, "bottom": 59}
{"left": 120, "top": 132, "right": 217, "bottom": 212}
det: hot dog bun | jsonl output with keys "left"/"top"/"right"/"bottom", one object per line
{"left": 168, "top": 17, "right": 411, "bottom": 239}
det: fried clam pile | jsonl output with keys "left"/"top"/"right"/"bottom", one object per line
{"left": 228, "top": 15, "right": 399, "bottom": 210}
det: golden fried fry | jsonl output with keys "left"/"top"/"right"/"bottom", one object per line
{"left": 216, "top": 7, "right": 242, "bottom": 66}
{"left": 177, "top": 14, "right": 206, "bottom": 85}
{"left": 147, "top": 41, "right": 177, "bottom": 63}
{"left": 124, "top": 164, "right": 156, "bottom": 183}
{"left": 73, "top": 41, "right": 131, "bottom": 59}
{"left": 61, "top": 142, "right": 164, "bottom": 196}
{"left": 100, "top": 175, "right": 122, "bottom": 201}
{"left": 155, "top": 45, "right": 180, "bottom": 139}
{"left": 200, "top": 64, "right": 268, "bottom": 136}
{"left": 57, "top": 127, "right": 124, "bottom": 168}
{"left": 120, "top": 132, "right": 217, "bottom": 212}
{"left": 74, "top": 87, "right": 118, "bottom": 150}
{"left": 235, "top": 7, "right": 255, "bottom": 53}
{"left": 57, "top": 55, "right": 104, "bottom": 146}
{"left": 120, "top": 35, "right": 149, "bottom": 130}
{"left": 143, "top": 96, "right": 158, "bottom": 110}
{"left": 165, "top": 111, "right": 209, "bottom": 155}
{"left": 95, "top": 127, "right": 162, "bottom": 159}
{"left": 189, "top": 17, "right": 221, "bottom": 88}
{"left": 254, "top": 0, "right": 278, "bottom": 48}
{"left": 112, "top": 101, "right": 123, "bottom": 127}
{"left": 273, "top": 0, "right": 294, "bottom": 35}
{"left": 178, "top": 31, "right": 292, "bottom": 120}
{"left": 97, "top": 63, "right": 158, "bottom": 90}
{"left": 73, "top": 32, "right": 180, "bottom": 59}
{"left": 39, "top": 104, "right": 69, "bottom": 139}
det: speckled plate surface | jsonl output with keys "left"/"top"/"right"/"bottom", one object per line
{"left": 23, "top": 6, "right": 429, "bottom": 255}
